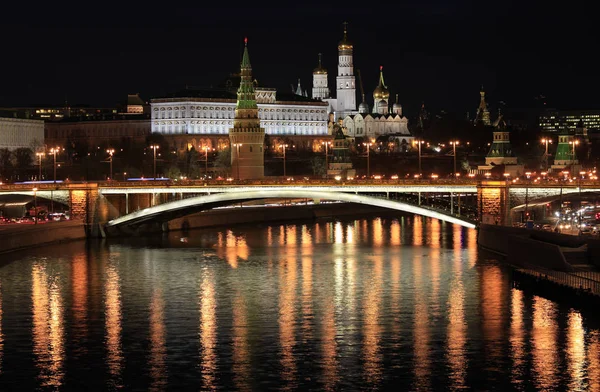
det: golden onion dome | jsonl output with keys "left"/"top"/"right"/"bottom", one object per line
{"left": 338, "top": 22, "right": 353, "bottom": 51}
{"left": 313, "top": 53, "right": 327, "bottom": 75}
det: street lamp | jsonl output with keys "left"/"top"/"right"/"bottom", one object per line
{"left": 106, "top": 148, "right": 115, "bottom": 181}
{"left": 413, "top": 139, "right": 425, "bottom": 178}
{"left": 322, "top": 141, "right": 331, "bottom": 179}
{"left": 49, "top": 147, "right": 60, "bottom": 183}
{"left": 33, "top": 187, "right": 37, "bottom": 225}
{"left": 35, "top": 152, "right": 44, "bottom": 181}
{"left": 150, "top": 145, "right": 159, "bottom": 180}
{"left": 362, "top": 142, "right": 372, "bottom": 178}
{"left": 541, "top": 137, "right": 552, "bottom": 172}
{"left": 569, "top": 139, "right": 580, "bottom": 164}
{"left": 202, "top": 146, "right": 213, "bottom": 178}
{"left": 280, "top": 144, "right": 289, "bottom": 177}
{"left": 450, "top": 140, "right": 459, "bottom": 177}
{"left": 232, "top": 143, "right": 242, "bottom": 180}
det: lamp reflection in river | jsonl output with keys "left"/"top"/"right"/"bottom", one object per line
{"left": 446, "top": 276, "right": 466, "bottom": 389}
{"left": 301, "top": 224, "right": 312, "bottom": 246}
{"left": 429, "top": 219, "right": 441, "bottom": 248}
{"left": 566, "top": 311, "right": 585, "bottom": 391}
{"left": 334, "top": 222, "right": 344, "bottom": 244}
{"left": 0, "top": 281, "right": 3, "bottom": 374}
{"left": 279, "top": 256, "right": 298, "bottom": 386}
{"left": 413, "top": 216, "right": 423, "bottom": 246}
{"left": 217, "top": 230, "right": 249, "bottom": 269}
{"left": 301, "top": 255, "right": 313, "bottom": 338}
{"left": 587, "top": 331, "right": 600, "bottom": 391}
{"left": 199, "top": 271, "right": 217, "bottom": 389}
{"left": 390, "top": 219, "right": 400, "bottom": 246}
{"left": 372, "top": 217, "right": 383, "bottom": 247}
{"left": 232, "top": 292, "right": 250, "bottom": 391}
{"left": 480, "top": 264, "right": 504, "bottom": 374}
{"left": 32, "top": 263, "right": 65, "bottom": 388}
{"left": 286, "top": 225, "right": 297, "bottom": 247}
{"left": 509, "top": 288, "right": 526, "bottom": 384}
{"left": 532, "top": 296, "right": 558, "bottom": 390}
{"left": 71, "top": 254, "right": 88, "bottom": 354}
{"left": 149, "top": 287, "right": 167, "bottom": 391}
{"left": 412, "top": 253, "right": 430, "bottom": 390}
{"left": 363, "top": 255, "right": 383, "bottom": 386}
{"left": 104, "top": 262, "right": 123, "bottom": 388}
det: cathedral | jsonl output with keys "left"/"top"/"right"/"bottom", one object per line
{"left": 310, "top": 23, "right": 414, "bottom": 149}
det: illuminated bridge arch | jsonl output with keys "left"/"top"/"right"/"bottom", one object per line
{"left": 106, "top": 189, "right": 477, "bottom": 230}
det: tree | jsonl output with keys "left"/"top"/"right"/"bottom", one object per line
{"left": 310, "top": 156, "right": 326, "bottom": 177}
{"left": 0, "top": 148, "right": 13, "bottom": 181}
{"left": 213, "top": 149, "right": 231, "bottom": 178}
{"left": 14, "top": 148, "right": 33, "bottom": 179}
{"left": 164, "top": 164, "right": 182, "bottom": 180}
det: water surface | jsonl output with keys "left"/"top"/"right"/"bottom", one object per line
{"left": 1, "top": 215, "right": 599, "bottom": 391}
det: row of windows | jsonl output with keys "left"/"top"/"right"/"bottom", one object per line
{"left": 154, "top": 106, "right": 327, "bottom": 114}
{"left": 153, "top": 126, "right": 327, "bottom": 136}
{"left": 152, "top": 113, "right": 327, "bottom": 121}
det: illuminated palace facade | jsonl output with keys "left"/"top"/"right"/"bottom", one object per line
{"left": 150, "top": 88, "right": 329, "bottom": 152}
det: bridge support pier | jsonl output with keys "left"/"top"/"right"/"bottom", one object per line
{"left": 418, "top": 192, "right": 421, "bottom": 206}
{"left": 451, "top": 192, "right": 454, "bottom": 215}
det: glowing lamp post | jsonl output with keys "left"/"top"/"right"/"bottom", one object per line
{"left": 413, "top": 139, "right": 425, "bottom": 178}
{"left": 35, "top": 152, "right": 44, "bottom": 181}
{"left": 541, "top": 138, "right": 552, "bottom": 172}
{"left": 49, "top": 147, "right": 60, "bottom": 183}
{"left": 362, "top": 142, "right": 372, "bottom": 178}
{"left": 33, "top": 187, "right": 37, "bottom": 225}
{"left": 106, "top": 148, "right": 115, "bottom": 181}
{"left": 569, "top": 139, "right": 580, "bottom": 164}
{"left": 150, "top": 145, "right": 159, "bottom": 181}
{"left": 322, "top": 141, "right": 331, "bottom": 179}
{"left": 449, "top": 140, "right": 459, "bottom": 177}
{"left": 202, "top": 146, "right": 213, "bottom": 178}
{"left": 280, "top": 144, "right": 289, "bottom": 177}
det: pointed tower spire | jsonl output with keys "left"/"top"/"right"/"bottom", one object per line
{"left": 229, "top": 37, "right": 265, "bottom": 179}
{"left": 295, "top": 78, "right": 302, "bottom": 95}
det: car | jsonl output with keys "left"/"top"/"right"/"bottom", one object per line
{"left": 542, "top": 224, "right": 553, "bottom": 231}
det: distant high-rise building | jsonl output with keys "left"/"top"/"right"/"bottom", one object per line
{"left": 538, "top": 109, "right": 600, "bottom": 137}
{"left": 474, "top": 86, "right": 491, "bottom": 126}
{"left": 229, "top": 38, "right": 265, "bottom": 180}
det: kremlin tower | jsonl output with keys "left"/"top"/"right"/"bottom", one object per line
{"left": 228, "top": 38, "right": 265, "bottom": 179}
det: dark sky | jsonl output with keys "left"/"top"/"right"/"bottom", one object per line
{"left": 1, "top": 1, "right": 596, "bottom": 118}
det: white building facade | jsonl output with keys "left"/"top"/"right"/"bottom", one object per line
{"left": 0, "top": 117, "right": 44, "bottom": 150}
{"left": 150, "top": 88, "right": 329, "bottom": 137}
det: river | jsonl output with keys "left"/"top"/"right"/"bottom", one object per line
{"left": 0, "top": 214, "right": 599, "bottom": 391}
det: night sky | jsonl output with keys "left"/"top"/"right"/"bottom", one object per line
{"left": 1, "top": 1, "right": 596, "bottom": 118}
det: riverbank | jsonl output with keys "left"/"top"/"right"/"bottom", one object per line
{"left": 478, "top": 223, "right": 600, "bottom": 302}
{"left": 0, "top": 220, "right": 87, "bottom": 254}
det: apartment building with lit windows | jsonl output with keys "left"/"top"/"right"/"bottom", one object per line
{"left": 539, "top": 109, "right": 600, "bottom": 133}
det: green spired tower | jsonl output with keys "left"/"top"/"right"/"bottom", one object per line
{"left": 229, "top": 37, "right": 265, "bottom": 179}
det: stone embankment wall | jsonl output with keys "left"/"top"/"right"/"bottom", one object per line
{"left": 0, "top": 220, "right": 87, "bottom": 254}
{"left": 478, "top": 223, "right": 600, "bottom": 271}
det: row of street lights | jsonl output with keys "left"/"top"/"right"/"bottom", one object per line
{"left": 34, "top": 147, "right": 62, "bottom": 183}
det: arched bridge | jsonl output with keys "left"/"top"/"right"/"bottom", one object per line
{"left": 104, "top": 189, "right": 478, "bottom": 234}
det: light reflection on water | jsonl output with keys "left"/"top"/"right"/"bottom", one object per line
{"left": 0, "top": 215, "right": 600, "bottom": 390}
